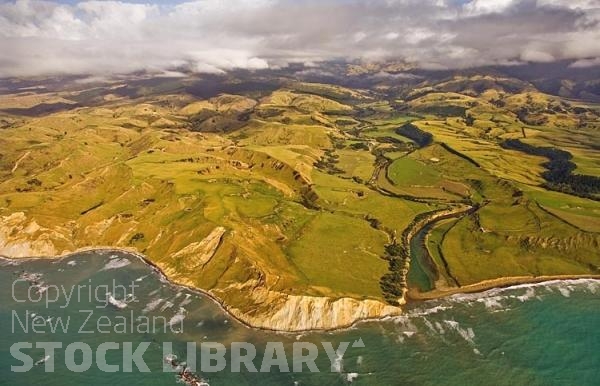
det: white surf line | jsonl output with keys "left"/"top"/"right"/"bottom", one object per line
{"left": 11, "top": 151, "right": 31, "bottom": 173}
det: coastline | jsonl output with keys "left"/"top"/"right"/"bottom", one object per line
{"left": 0, "top": 246, "right": 254, "bottom": 329}
{"left": 2, "top": 246, "right": 600, "bottom": 333}
{"left": 0, "top": 246, "right": 399, "bottom": 334}
{"left": 407, "top": 274, "right": 600, "bottom": 301}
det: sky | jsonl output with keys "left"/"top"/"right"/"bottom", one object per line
{"left": 0, "top": 0, "right": 599, "bottom": 77}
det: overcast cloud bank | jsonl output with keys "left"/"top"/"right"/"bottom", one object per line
{"left": 0, "top": 0, "right": 599, "bottom": 76}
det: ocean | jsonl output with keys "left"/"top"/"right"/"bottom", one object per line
{"left": 1, "top": 251, "right": 598, "bottom": 386}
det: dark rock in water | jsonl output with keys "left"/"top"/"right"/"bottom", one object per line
{"left": 164, "top": 354, "right": 209, "bottom": 386}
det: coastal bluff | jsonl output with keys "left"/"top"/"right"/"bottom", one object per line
{"left": 0, "top": 212, "right": 402, "bottom": 332}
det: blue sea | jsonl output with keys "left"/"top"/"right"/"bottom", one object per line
{"left": 0, "top": 251, "right": 598, "bottom": 385}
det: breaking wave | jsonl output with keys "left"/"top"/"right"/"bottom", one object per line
{"left": 101, "top": 257, "right": 131, "bottom": 271}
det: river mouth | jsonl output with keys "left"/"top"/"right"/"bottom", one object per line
{"left": 406, "top": 212, "right": 464, "bottom": 296}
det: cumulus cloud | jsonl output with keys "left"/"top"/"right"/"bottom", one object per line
{"left": 0, "top": 0, "right": 599, "bottom": 77}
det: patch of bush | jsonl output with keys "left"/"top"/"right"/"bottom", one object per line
{"left": 129, "top": 233, "right": 145, "bottom": 244}
{"left": 501, "top": 139, "right": 600, "bottom": 199}
{"left": 395, "top": 122, "right": 433, "bottom": 148}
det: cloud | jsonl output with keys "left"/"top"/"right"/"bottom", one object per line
{"left": 570, "top": 57, "right": 600, "bottom": 68}
{"left": 463, "top": 0, "right": 516, "bottom": 16}
{"left": 0, "top": 0, "right": 599, "bottom": 77}
{"left": 521, "top": 49, "right": 556, "bottom": 63}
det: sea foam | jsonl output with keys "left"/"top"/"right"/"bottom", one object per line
{"left": 101, "top": 257, "right": 131, "bottom": 271}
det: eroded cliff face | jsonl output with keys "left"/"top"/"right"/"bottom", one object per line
{"left": 223, "top": 286, "right": 402, "bottom": 331}
{"left": 0, "top": 212, "right": 402, "bottom": 332}
{"left": 0, "top": 212, "right": 63, "bottom": 257}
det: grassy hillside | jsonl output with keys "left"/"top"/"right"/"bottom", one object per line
{"left": 0, "top": 72, "right": 599, "bottom": 323}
